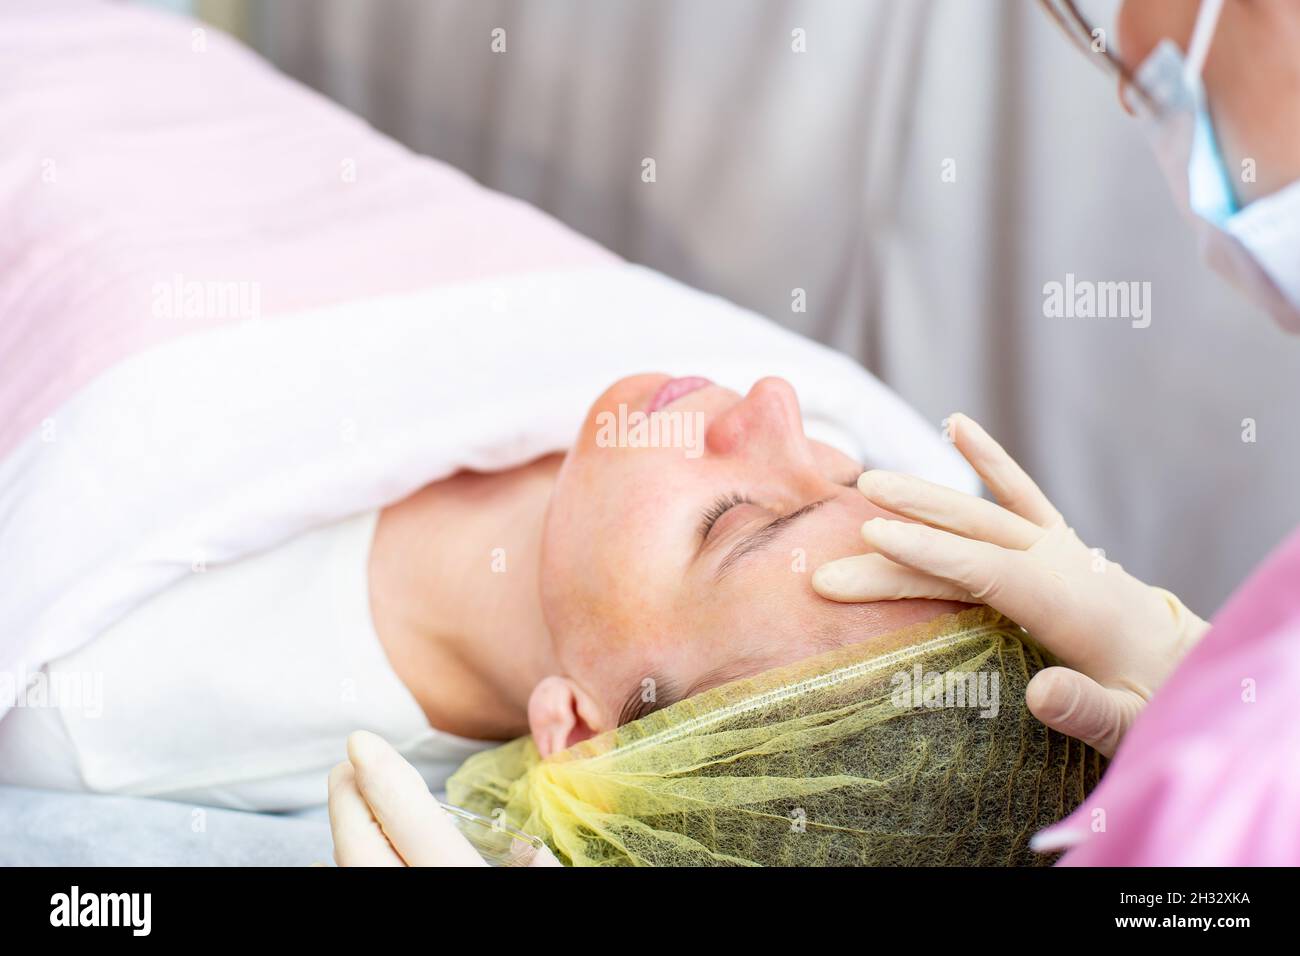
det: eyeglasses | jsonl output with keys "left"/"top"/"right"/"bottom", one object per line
{"left": 1034, "top": 0, "right": 1154, "bottom": 109}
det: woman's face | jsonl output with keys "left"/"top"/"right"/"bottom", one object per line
{"left": 537, "top": 373, "right": 964, "bottom": 740}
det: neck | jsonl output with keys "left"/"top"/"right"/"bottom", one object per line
{"left": 367, "top": 455, "right": 562, "bottom": 741}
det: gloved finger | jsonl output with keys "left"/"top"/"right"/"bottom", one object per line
{"left": 859, "top": 517, "right": 1073, "bottom": 635}
{"left": 347, "top": 730, "right": 486, "bottom": 867}
{"left": 812, "top": 552, "right": 971, "bottom": 603}
{"left": 947, "top": 414, "right": 1063, "bottom": 529}
{"left": 1025, "top": 667, "right": 1134, "bottom": 758}
{"left": 856, "top": 470, "right": 1043, "bottom": 550}
{"left": 328, "top": 760, "right": 406, "bottom": 867}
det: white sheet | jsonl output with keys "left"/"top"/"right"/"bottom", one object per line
{"left": 0, "top": 264, "right": 975, "bottom": 716}
{"left": 0, "top": 786, "right": 333, "bottom": 866}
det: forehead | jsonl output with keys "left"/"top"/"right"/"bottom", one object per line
{"left": 609, "top": 568, "right": 903, "bottom": 684}
{"left": 609, "top": 593, "right": 969, "bottom": 726}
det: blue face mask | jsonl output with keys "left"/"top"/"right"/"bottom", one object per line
{"left": 1130, "top": 27, "right": 1300, "bottom": 332}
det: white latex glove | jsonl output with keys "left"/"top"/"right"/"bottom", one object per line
{"left": 812, "top": 413, "right": 1209, "bottom": 757}
{"left": 328, "top": 730, "right": 560, "bottom": 867}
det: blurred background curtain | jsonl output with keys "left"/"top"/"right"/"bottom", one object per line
{"left": 167, "top": 0, "right": 1299, "bottom": 614}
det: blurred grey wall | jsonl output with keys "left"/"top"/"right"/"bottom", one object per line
{"left": 237, "top": 0, "right": 1300, "bottom": 614}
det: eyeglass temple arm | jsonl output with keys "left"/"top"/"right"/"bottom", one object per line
{"left": 1035, "top": 0, "right": 1154, "bottom": 110}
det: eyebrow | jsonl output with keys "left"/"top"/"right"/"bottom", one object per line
{"left": 714, "top": 497, "right": 830, "bottom": 580}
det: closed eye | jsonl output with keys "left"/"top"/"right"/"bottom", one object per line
{"left": 698, "top": 493, "right": 754, "bottom": 541}
{"left": 698, "top": 472, "right": 860, "bottom": 543}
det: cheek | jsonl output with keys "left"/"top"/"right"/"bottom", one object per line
{"left": 542, "top": 464, "right": 682, "bottom": 658}
{"left": 808, "top": 440, "right": 861, "bottom": 478}
{"left": 560, "top": 433, "right": 710, "bottom": 544}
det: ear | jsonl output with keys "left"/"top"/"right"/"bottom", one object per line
{"left": 527, "top": 676, "right": 603, "bottom": 758}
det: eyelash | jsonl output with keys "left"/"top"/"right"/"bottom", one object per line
{"left": 698, "top": 493, "right": 753, "bottom": 540}
{"left": 697, "top": 473, "right": 860, "bottom": 543}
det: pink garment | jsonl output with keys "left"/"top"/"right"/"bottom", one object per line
{"left": 0, "top": 0, "right": 614, "bottom": 462}
{"left": 1042, "top": 525, "right": 1300, "bottom": 865}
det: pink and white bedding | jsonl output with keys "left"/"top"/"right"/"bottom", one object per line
{"left": 0, "top": 0, "right": 973, "bottom": 712}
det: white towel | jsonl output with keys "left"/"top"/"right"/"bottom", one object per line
{"left": 0, "top": 264, "right": 975, "bottom": 716}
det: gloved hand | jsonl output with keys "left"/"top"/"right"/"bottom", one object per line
{"left": 328, "top": 730, "right": 559, "bottom": 867}
{"left": 812, "top": 413, "right": 1209, "bottom": 757}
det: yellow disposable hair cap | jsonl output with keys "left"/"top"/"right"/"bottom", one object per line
{"left": 447, "top": 607, "right": 1103, "bottom": 866}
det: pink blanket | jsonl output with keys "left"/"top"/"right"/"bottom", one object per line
{"left": 0, "top": 0, "right": 614, "bottom": 462}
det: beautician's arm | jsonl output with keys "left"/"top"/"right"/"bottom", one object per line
{"left": 328, "top": 730, "right": 560, "bottom": 867}
{"left": 813, "top": 414, "right": 1209, "bottom": 758}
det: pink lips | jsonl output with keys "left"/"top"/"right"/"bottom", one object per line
{"left": 646, "top": 376, "right": 712, "bottom": 413}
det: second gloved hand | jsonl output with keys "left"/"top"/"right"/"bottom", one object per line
{"left": 328, "top": 730, "right": 560, "bottom": 867}
{"left": 812, "top": 413, "right": 1210, "bottom": 757}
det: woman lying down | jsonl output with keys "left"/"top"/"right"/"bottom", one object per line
{"left": 367, "top": 374, "right": 1107, "bottom": 867}
{"left": 0, "top": 367, "right": 1102, "bottom": 865}
{"left": 0, "top": 2, "right": 1199, "bottom": 864}
{"left": 322, "top": 375, "right": 1108, "bottom": 867}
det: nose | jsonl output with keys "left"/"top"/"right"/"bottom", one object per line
{"left": 705, "top": 377, "right": 813, "bottom": 464}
